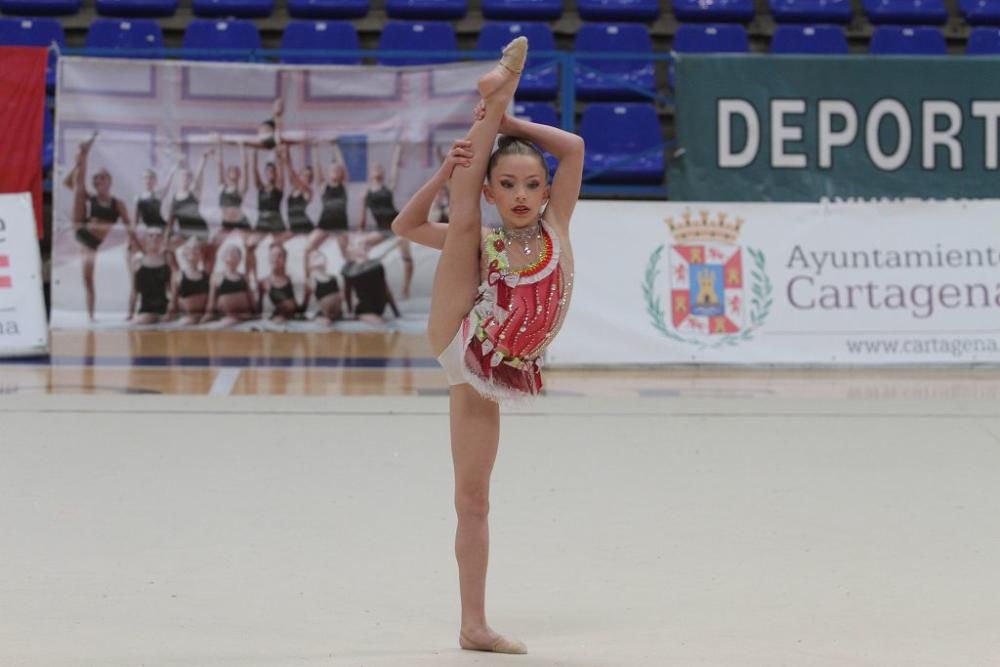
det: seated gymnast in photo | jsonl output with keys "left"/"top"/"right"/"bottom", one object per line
{"left": 200, "top": 244, "right": 257, "bottom": 326}
{"left": 340, "top": 232, "right": 400, "bottom": 326}
{"left": 126, "top": 226, "right": 173, "bottom": 325}
{"left": 390, "top": 36, "right": 584, "bottom": 655}
{"left": 171, "top": 238, "right": 210, "bottom": 325}
{"left": 252, "top": 242, "right": 300, "bottom": 322}
{"left": 301, "top": 249, "right": 344, "bottom": 324}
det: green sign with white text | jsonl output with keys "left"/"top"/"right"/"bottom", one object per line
{"left": 669, "top": 54, "right": 1000, "bottom": 201}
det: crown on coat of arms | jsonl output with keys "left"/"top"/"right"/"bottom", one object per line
{"left": 666, "top": 210, "right": 744, "bottom": 244}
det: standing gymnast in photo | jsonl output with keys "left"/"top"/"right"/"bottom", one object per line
{"left": 168, "top": 151, "right": 213, "bottom": 246}
{"left": 302, "top": 138, "right": 351, "bottom": 266}
{"left": 249, "top": 147, "right": 288, "bottom": 246}
{"left": 135, "top": 162, "right": 178, "bottom": 231}
{"left": 361, "top": 139, "right": 414, "bottom": 299}
{"left": 70, "top": 134, "right": 134, "bottom": 322}
{"left": 280, "top": 144, "right": 315, "bottom": 236}
{"left": 216, "top": 138, "right": 252, "bottom": 234}
{"left": 390, "top": 36, "right": 584, "bottom": 655}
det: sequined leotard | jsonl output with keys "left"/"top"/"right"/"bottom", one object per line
{"left": 440, "top": 219, "right": 573, "bottom": 401}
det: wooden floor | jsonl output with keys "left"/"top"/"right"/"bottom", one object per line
{"left": 3, "top": 330, "right": 1000, "bottom": 398}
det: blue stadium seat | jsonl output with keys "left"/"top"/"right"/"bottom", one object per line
{"left": 281, "top": 20, "right": 360, "bottom": 64}
{"left": 96, "top": 0, "right": 178, "bottom": 16}
{"left": 673, "top": 0, "right": 754, "bottom": 23}
{"left": 183, "top": 19, "right": 261, "bottom": 61}
{"left": 513, "top": 102, "right": 557, "bottom": 126}
{"left": 864, "top": 0, "right": 946, "bottom": 23}
{"left": 0, "top": 17, "right": 65, "bottom": 89}
{"left": 580, "top": 103, "right": 664, "bottom": 184}
{"left": 574, "top": 23, "right": 655, "bottom": 101}
{"left": 193, "top": 0, "right": 273, "bottom": 18}
{"left": 577, "top": 0, "right": 660, "bottom": 22}
{"left": 671, "top": 24, "right": 748, "bottom": 87}
{"left": 385, "top": 0, "right": 467, "bottom": 20}
{"left": 0, "top": 0, "right": 80, "bottom": 15}
{"left": 961, "top": 0, "right": 1000, "bottom": 25}
{"left": 86, "top": 18, "right": 164, "bottom": 56}
{"left": 967, "top": 26, "right": 1000, "bottom": 53}
{"left": 477, "top": 22, "right": 557, "bottom": 100}
{"left": 770, "top": 0, "right": 853, "bottom": 23}
{"left": 770, "top": 24, "right": 849, "bottom": 53}
{"left": 288, "top": 0, "right": 369, "bottom": 18}
{"left": 377, "top": 21, "right": 457, "bottom": 66}
{"left": 869, "top": 25, "right": 946, "bottom": 53}
{"left": 481, "top": 0, "right": 562, "bottom": 20}
{"left": 512, "top": 102, "right": 559, "bottom": 174}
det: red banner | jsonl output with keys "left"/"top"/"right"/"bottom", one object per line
{"left": 0, "top": 47, "right": 46, "bottom": 237}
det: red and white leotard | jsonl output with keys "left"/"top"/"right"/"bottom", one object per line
{"left": 444, "top": 219, "right": 573, "bottom": 401}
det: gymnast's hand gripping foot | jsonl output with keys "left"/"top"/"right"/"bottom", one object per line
{"left": 390, "top": 35, "right": 584, "bottom": 656}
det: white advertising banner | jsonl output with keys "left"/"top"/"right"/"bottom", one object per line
{"left": 547, "top": 200, "right": 1000, "bottom": 365}
{"left": 51, "top": 57, "right": 485, "bottom": 331}
{"left": 0, "top": 192, "right": 48, "bottom": 357}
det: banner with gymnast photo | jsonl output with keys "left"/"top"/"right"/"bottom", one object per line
{"left": 50, "top": 56, "right": 484, "bottom": 331}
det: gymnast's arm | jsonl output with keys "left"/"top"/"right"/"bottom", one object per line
{"left": 499, "top": 114, "right": 584, "bottom": 228}
{"left": 390, "top": 139, "right": 472, "bottom": 251}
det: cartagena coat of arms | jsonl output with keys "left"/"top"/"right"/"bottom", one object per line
{"left": 643, "top": 210, "right": 773, "bottom": 349}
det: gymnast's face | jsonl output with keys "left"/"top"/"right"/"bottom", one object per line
{"left": 181, "top": 241, "right": 200, "bottom": 267}
{"left": 329, "top": 163, "right": 345, "bottom": 183}
{"left": 265, "top": 162, "right": 277, "bottom": 184}
{"left": 269, "top": 244, "right": 286, "bottom": 270}
{"left": 223, "top": 246, "right": 241, "bottom": 270}
{"left": 371, "top": 164, "right": 385, "bottom": 182}
{"left": 179, "top": 168, "right": 193, "bottom": 189}
{"left": 93, "top": 170, "right": 112, "bottom": 195}
{"left": 144, "top": 228, "right": 164, "bottom": 253}
{"left": 308, "top": 250, "right": 326, "bottom": 272}
{"left": 144, "top": 171, "right": 157, "bottom": 191}
{"left": 483, "top": 154, "right": 549, "bottom": 228}
{"left": 225, "top": 166, "right": 241, "bottom": 185}
{"left": 303, "top": 166, "right": 314, "bottom": 183}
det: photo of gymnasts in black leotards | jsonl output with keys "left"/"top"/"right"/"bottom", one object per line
{"left": 303, "top": 138, "right": 351, "bottom": 269}
{"left": 302, "top": 249, "right": 343, "bottom": 324}
{"left": 364, "top": 178, "right": 399, "bottom": 235}
{"left": 168, "top": 150, "right": 212, "bottom": 243}
{"left": 217, "top": 138, "right": 251, "bottom": 232}
{"left": 135, "top": 164, "right": 178, "bottom": 235}
{"left": 69, "top": 133, "right": 134, "bottom": 322}
{"left": 252, "top": 242, "right": 300, "bottom": 322}
{"left": 127, "top": 226, "right": 173, "bottom": 325}
{"left": 360, "top": 141, "right": 413, "bottom": 299}
{"left": 252, "top": 148, "right": 286, "bottom": 235}
{"left": 172, "top": 238, "right": 210, "bottom": 324}
{"left": 279, "top": 144, "right": 314, "bottom": 235}
{"left": 202, "top": 244, "right": 256, "bottom": 325}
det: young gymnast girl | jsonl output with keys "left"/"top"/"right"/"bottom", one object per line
{"left": 391, "top": 37, "right": 584, "bottom": 655}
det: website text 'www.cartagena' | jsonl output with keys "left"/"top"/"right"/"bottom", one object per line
{"left": 845, "top": 337, "right": 1000, "bottom": 358}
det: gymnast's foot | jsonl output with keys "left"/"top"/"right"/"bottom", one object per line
{"left": 477, "top": 36, "right": 527, "bottom": 99}
{"left": 460, "top": 626, "right": 528, "bottom": 655}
